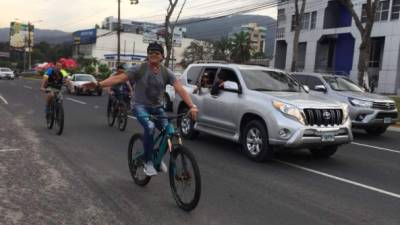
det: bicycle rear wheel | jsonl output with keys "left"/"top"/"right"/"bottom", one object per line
{"left": 54, "top": 103, "right": 64, "bottom": 135}
{"left": 118, "top": 103, "right": 128, "bottom": 131}
{"left": 107, "top": 99, "right": 116, "bottom": 126}
{"left": 169, "top": 145, "right": 201, "bottom": 211}
{"left": 128, "top": 134, "right": 151, "bottom": 186}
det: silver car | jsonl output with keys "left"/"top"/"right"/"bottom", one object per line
{"left": 293, "top": 72, "right": 398, "bottom": 135}
{"left": 173, "top": 63, "right": 353, "bottom": 161}
{"left": 0, "top": 67, "right": 15, "bottom": 80}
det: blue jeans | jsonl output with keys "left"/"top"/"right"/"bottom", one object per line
{"left": 132, "top": 105, "right": 168, "bottom": 162}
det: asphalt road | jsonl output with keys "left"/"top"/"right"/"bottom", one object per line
{"left": 0, "top": 78, "right": 399, "bottom": 225}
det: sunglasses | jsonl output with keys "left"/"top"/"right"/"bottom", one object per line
{"left": 148, "top": 51, "right": 162, "bottom": 56}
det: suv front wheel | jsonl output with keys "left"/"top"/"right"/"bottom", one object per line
{"left": 242, "top": 120, "right": 273, "bottom": 162}
{"left": 177, "top": 106, "right": 199, "bottom": 139}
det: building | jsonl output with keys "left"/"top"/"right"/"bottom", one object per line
{"left": 101, "top": 16, "right": 157, "bottom": 34}
{"left": 273, "top": 0, "right": 400, "bottom": 94}
{"left": 72, "top": 28, "right": 197, "bottom": 71}
{"left": 230, "top": 22, "right": 267, "bottom": 54}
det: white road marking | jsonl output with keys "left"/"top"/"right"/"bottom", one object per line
{"left": 23, "top": 85, "right": 33, "bottom": 89}
{"left": 128, "top": 116, "right": 137, "bottom": 119}
{"left": 277, "top": 160, "right": 400, "bottom": 199}
{"left": 0, "top": 95, "right": 8, "bottom": 104}
{"left": 0, "top": 148, "right": 21, "bottom": 152}
{"left": 351, "top": 142, "right": 400, "bottom": 154}
{"left": 66, "top": 98, "right": 87, "bottom": 105}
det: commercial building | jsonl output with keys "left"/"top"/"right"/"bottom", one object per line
{"left": 273, "top": 0, "right": 400, "bottom": 94}
{"left": 230, "top": 22, "right": 267, "bottom": 54}
{"left": 72, "top": 28, "right": 197, "bottom": 71}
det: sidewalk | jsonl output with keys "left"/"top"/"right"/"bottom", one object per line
{"left": 0, "top": 106, "right": 123, "bottom": 225}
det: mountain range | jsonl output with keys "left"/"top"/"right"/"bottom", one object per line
{"left": 0, "top": 15, "right": 276, "bottom": 54}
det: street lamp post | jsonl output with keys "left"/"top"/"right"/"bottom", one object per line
{"left": 117, "top": 0, "right": 138, "bottom": 67}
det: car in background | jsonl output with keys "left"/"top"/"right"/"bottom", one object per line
{"left": 163, "top": 71, "right": 182, "bottom": 111}
{"left": 172, "top": 63, "right": 352, "bottom": 161}
{"left": 69, "top": 74, "right": 102, "bottom": 96}
{"left": 0, "top": 67, "right": 15, "bottom": 80}
{"left": 292, "top": 72, "right": 398, "bottom": 135}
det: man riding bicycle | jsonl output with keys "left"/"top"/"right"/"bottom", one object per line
{"left": 108, "top": 64, "right": 133, "bottom": 111}
{"left": 84, "top": 42, "right": 198, "bottom": 176}
{"left": 40, "top": 61, "right": 73, "bottom": 115}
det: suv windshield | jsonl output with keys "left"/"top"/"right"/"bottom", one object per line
{"left": 240, "top": 69, "right": 301, "bottom": 92}
{"left": 1, "top": 68, "right": 12, "bottom": 72}
{"left": 323, "top": 76, "right": 363, "bottom": 92}
{"left": 75, "top": 75, "right": 94, "bottom": 82}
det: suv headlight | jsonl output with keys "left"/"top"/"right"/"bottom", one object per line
{"left": 348, "top": 97, "right": 372, "bottom": 108}
{"left": 273, "top": 100, "right": 305, "bottom": 125}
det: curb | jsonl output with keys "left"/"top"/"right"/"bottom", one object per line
{"left": 388, "top": 126, "right": 400, "bottom": 132}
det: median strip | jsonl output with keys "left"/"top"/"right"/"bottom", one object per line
{"left": 66, "top": 98, "right": 87, "bottom": 105}
{"left": 351, "top": 142, "right": 399, "bottom": 154}
{"left": 277, "top": 160, "right": 400, "bottom": 199}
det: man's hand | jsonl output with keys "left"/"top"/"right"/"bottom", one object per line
{"left": 82, "top": 81, "right": 98, "bottom": 90}
{"left": 189, "top": 106, "right": 198, "bottom": 121}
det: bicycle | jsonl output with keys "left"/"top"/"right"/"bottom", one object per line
{"left": 46, "top": 88, "right": 64, "bottom": 135}
{"left": 107, "top": 93, "right": 129, "bottom": 131}
{"left": 127, "top": 112, "right": 201, "bottom": 211}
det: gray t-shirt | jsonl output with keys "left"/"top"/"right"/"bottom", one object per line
{"left": 127, "top": 63, "right": 176, "bottom": 107}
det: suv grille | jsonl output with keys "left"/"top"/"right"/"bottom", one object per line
{"left": 372, "top": 102, "right": 396, "bottom": 110}
{"left": 303, "top": 109, "right": 343, "bottom": 126}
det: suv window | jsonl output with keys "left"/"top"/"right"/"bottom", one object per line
{"left": 240, "top": 69, "right": 301, "bottom": 92}
{"left": 186, "top": 66, "right": 202, "bottom": 85}
{"left": 293, "top": 74, "right": 308, "bottom": 85}
{"left": 307, "top": 76, "right": 324, "bottom": 90}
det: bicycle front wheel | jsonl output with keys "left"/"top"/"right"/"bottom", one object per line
{"left": 107, "top": 99, "right": 116, "bottom": 126}
{"left": 169, "top": 145, "right": 201, "bottom": 211}
{"left": 54, "top": 103, "right": 64, "bottom": 135}
{"left": 118, "top": 103, "right": 128, "bottom": 131}
{"left": 128, "top": 134, "right": 151, "bottom": 186}
{"left": 46, "top": 104, "right": 54, "bottom": 129}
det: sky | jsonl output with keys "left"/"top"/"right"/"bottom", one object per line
{"left": 0, "top": 0, "right": 277, "bottom": 32}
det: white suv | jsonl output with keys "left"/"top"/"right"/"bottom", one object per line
{"left": 173, "top": 63, "right": 353, "bottom": 161}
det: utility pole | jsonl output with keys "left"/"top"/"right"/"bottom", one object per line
{"left": 27, "top": 22, "right": 32, "bottom": 70}
{"left": 117, "top": 0, "right": 121, "bottom": 67}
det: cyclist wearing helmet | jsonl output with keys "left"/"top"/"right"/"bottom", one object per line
{"left": 40, "top": 61, "right": 73, "bottom": 115}
{"left": 83, "top": 42, "right": 198, "bottom": 176}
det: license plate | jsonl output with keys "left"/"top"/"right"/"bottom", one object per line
{"left": 384, "top": 117, "right": 392, "bottom": 124}
{"left": 321, "top": 133, "right": 335, "bottom": 142}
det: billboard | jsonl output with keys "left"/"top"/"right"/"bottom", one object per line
{"left": 9, "top": 22, "right": 34, "bottom": 51}
{"left": 73, "top": 29, "right": 97, "bottom": 45}
{"left": 143, "top": 26, "right": 185, "bottom": 47}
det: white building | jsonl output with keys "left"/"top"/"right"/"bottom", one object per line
{"left": 72, "top": 29, "right": 198, "bottom": 71}
{"left": 273, "top": 0, "right": 400, "bottom": 94}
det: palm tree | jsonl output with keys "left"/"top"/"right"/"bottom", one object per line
{"left": 213, "top": 37, "right": 232, "bottom": 61}
{"left": 230, "top": 31, "right": 251, "bottom": 63}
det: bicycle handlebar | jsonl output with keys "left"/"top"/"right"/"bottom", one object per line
{"left": 145, "top": 111, "right": 191, "bottom": 121}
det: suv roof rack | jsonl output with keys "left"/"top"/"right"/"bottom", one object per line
{"left": 193, "top": 60, "right": 228, "bottom": 64}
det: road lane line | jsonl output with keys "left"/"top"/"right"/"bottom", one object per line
{"left": 66, "top": 98, "right": 87, "bottom": 105}
{"left": 128, "top": 116, "right": 137, "bottom": 119}
{"left": 0, "top": 95, "right": 8, "bottom": 104}
{"left": 351, "top": 142, "right": 400, "bottom": 154}
{"left": 0, "top": 148, "right": 21, "bottom": 152}
{"left": 23, "top": 85, "right": 33, "bottom": 89}
{"left": 277, "top": 160, "right": 400, "bottom": 199}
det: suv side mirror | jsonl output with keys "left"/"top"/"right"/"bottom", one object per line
{"left": 303, "top": 85, "right": 310, "bottom": 93}
{"left": 223, "top": 81, "right": 240, "bottom": 93}
{"left": 314, "top": 85, "right": 327, "bottom": 93}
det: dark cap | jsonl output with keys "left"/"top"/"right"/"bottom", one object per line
{"left": 147, "top": 42, "right": 164, "bottom": 56}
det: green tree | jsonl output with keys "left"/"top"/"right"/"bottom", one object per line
{"left": 213, "top": 37, "right": 232, "bottom": 61}
{"left": 230, "top": 31, "right": 251, "bottom": 63}
{"left": 84, "top": 65, "right": 95, "bottom": 74}
{"left": 98, "top": 64, "right": 111, "bottom": 80}
{"left": 182, "top": 41, "right": 213, "bottom": 66}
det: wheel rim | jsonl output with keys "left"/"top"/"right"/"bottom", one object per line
{"left": 172, "top": 153, "right": 196, "bottom": 205}
{"left": 180, "top": 116, "right": 192, "bottom": 135}
{"left": 246, "top": 127, "right": 263, "bottom": 156}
